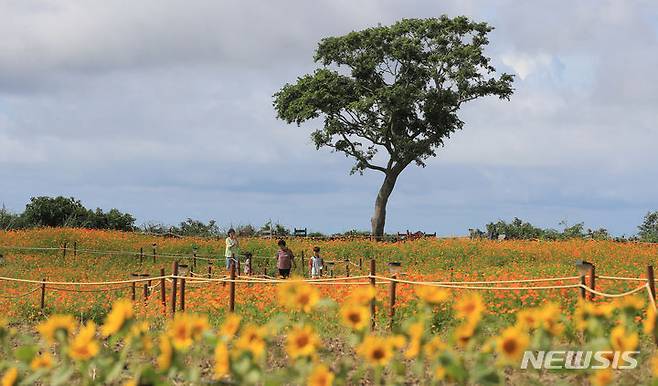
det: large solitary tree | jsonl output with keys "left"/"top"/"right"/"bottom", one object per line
{"left": 273, "top": 16, "right": 514, "bottom": 237}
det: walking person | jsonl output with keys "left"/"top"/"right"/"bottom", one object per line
{"left": 275, "top": 239, "right": 295, "bottom": 278}
{"left": 225, "top": 228, "right": 239, "bottom": 271}
{"left": 309, "top": 246, "right": 323, "bottom": 279}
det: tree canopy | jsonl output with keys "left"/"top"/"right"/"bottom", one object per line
{"left": 274, "top": 16, "right": 514, "bottom": 236}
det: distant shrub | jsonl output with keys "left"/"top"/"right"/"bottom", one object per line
{"left": 473, "top": 218, "right": 611, "bottom": 241}
{"left": 234, "top": 224, "right": 257, "bottom": 237}
{"left": 15, "top": 196, "right": 135, "bottom": 231}
{"left": 259, "top": 220, "right": 290, "bottom": 237}
{"left": 638, "top": 211, "right": 658, "bottom": 242}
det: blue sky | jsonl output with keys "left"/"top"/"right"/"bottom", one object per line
{"left": 1, "top": 0, "right": 657, "bottom": 236}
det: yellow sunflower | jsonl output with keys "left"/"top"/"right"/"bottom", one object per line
{"left": 434, "top": 365, "right": 446, "bottom": 381}
{"left": 454, "top": 321, "right": 476, "bottom": 347}
{"left": 404, "top": 321, "right": 424, "bottom": 359}
{"left": 615, "top": 296, "right": 644, "bottom": 311}
{"left": 453, "top": 293, "right": 485, "bottom": 323}
{"left": 537, "top": 303, "right": 564, "bottom": 336}
{"left": 37, "top": 315, "right": 77, "bottom": 344}
{"left": 589, "top": 369, "right": 614, "bottom": 386}
{"left": 414, "top": 286, "right": 450, "bottom": 305}
{"left": 30, "top": 352, "right": 53, "bottom": 370}
{"left": 1, "top": 368, "right": 18, "bottom": 386}
{"left": 100, "top": 298, "right": 134, "bottom": 337}
{"left": 68, "top": 322, "right": 100, "bottom": 361}
{"left": 219, "top": 314, "right": 242, "bottom": 340}
{"left": 340, "top": 303, "right": 370, "bottom": 331}
{"left": 214, "top": 342, "right": 230, "bottom": 379}
{"left": 610, "top": 325, "right": 638, "bottom": 352}
{"left": 495, "top": 327, "right": 530, "bottom": 363}
{"left": 286, "top": 325, "right": 321, "bottom": 359}
{"left": 356, "top": 336, "right": 397, "bottom": 366}
{"left": 424, "top": 336, "right": 447, "bottom": 359}
{"left": 347, "top": 286, "right": 377, "bottom": 305}
{"left": 234, "top": 324, "right": 267, "bottom": 360}
{"left": 157, "top": 335, "right": 173, "bottom": 371}
{"left": 277, "top": 281, "right": 320, "bottom": 313}
{"left": 307, "top": 364, "right": 334, "bottom": 386}
{"left": 515, "top": 308, "right": 541, "bottom": 330}
{"left": 166, "top": 313, "right": 208, "bottom": 351}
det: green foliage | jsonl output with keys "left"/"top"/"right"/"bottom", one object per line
{"left": 259, "top": 220, "right": 290, "bottom": 237}
{"left": 476, "top": 218, "right": 611, "bottom": 241}
{"left": 274, "top": 16, "right": 514, "bottom": 236}
{"left": 22, "top": 196, "right": 89, "bottom": 228}
{"left": 176, "top": 218, "right": 220, "bottom": 237}
{"left": 638, "top": 211, "right": 658, "bottom": 242}
{"left": 142, "top": 219, "right": 221, "bottom": 238}
{"left": 234, "top": 224, "right": 257, "bottom": 237}
{"left": 0, "top": 205, "right": 25, "bottom": 230}
{"left": 274, "top": 16, "right": 514, "bottom": 175}
{"left": 16, "top": 196, "right": 136, "bottom": 231}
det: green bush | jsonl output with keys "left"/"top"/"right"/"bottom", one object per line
{"left": 638, "top": 211, "right": 658, "bottom": 242}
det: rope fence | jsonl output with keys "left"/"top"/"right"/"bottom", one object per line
{"left": 2, "top": 259, "right": 657, "bottom": 329}
{"left": 2, "top": 245, "right": 658, "bottom": 327}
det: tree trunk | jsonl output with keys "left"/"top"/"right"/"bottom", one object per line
{"left": 371, "top": 171, "right": 400, "bottom": 239}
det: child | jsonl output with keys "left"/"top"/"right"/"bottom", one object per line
{"left": 224, "top": 228, "right": 239, "bottom": 270}
{"left": 275, "top": 239, "right": 295, "bottom": 278}
{"left": 243, "top": 252, "right": 253, "bottom": 276}
{"left": 309, "top": 246, "right": 323, "bottom": 279}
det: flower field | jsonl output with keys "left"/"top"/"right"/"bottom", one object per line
{"left": 1, "top": 228, "right": 658, "bottom": 384}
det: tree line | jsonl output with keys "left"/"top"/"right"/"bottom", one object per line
{"left": 2, "top": 196, "right": 658, "bottom": 242}
{"left": 470, "top": 216, "right": 658, "bottom": 242}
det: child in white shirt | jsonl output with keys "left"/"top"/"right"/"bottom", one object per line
{"left": 309, "top": 246, "right": 323, "bottom": 278}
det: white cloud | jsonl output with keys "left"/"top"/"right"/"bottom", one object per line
{"left": 500, "top": 52, "right": 552, "bottom": 80}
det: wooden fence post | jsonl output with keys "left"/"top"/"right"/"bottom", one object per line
{"left": 73, "top": 242, "right": 77, "bottom": 257}
{"left": 62, "top": 242, "right": 67, "bottom": 258}
{"left": 345, "top": 259, "right": 350, "bottom": 277}
{"left": 359, "top": 258, "right": 363, "bottom": 272}
{"left": 208, "top": 261, "right": 213, "bottom": 278}
{"left": 193, "top": 251, "right": 197, "bottom": 272}
{"left": 370, "top": 259, "right": 376, "bottom": 330}
{"left": 160, "top": 268, "right": 166, "bottom": 313}
{"left": 141, "top": 274, "right": 150, "bottom": 299}
{"left": 40, "top": 278, "right": 46, "bottom": 310}
{"left": 229, "top": 261, "right": 236, "bottom": 313}
{"left": 648, "top": 265, "right": 656, "bottom": 304}
{"left": 152, "top": 243, "right": 157, "bottom": 264}
{"left": 171, "top": 262, "right": 179, "bottom": 318}
{"left": 131, "top": 273, "right": 138, "bottom": 301}
{"left": 580, "top": 275, "right": 587, "bottom": 300}
{"left": 180, "top": 275, "right": 186, "bottom": 312}
{"left": 589, "top": 264, "right": 596, "bottom": 301}
{"left": 389, "top": 274, "right": 397, "bottom": 330}
{"left": 140, "top": 247, "right": 144, "bottom": 265}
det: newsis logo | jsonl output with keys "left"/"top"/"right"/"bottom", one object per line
{"left": 520, "top": 351, "right": 639, "bottom": 370}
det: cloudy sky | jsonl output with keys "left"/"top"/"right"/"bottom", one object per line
{"left": 1, "top": 0, "right": 657, "bottom": 235}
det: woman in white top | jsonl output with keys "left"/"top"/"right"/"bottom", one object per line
{"left": 224, "top": 228, "right": 239, "bottom": 270}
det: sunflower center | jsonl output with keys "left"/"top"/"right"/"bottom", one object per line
{"left": 502, "top": 338, "right": 517, "bottom": 354}
{"left": 298, "top": 294, "right": 310, "bottom": 305}
{"left": 296, "top": 335, "right": 310, "bottom": 347}
{"left": 348, "top": 313, "right": 361, "bottom": 323}
{"left": 372, "top": 348, "right": 385, "bottom": 360}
